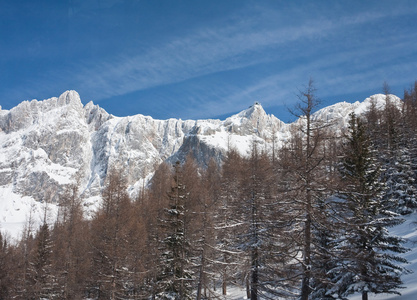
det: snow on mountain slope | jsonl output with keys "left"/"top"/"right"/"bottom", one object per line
{"left": 0, "top": 91, "right": 402, "bottom": 239}
{"left": 173, "top": 102, "right": 287, "bottom": 165}
{"left": 311, "top": 93, "right": 402, "bottom": 127}
{"left": 0, "top": 186, "right": 58, "bottom": 242}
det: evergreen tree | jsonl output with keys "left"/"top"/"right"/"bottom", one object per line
{"left": 406, "top": 83, "right": 417, "bottom": 186}
{"left": 377, "top": 84, "right": 417, "bottom": 213}
{"left": 383, "top": 148, "right": 417, "bottom": 214}
{"left": 144, "top": 162, "right": 173, "bottom": 299}
{"left": 13, "top": 204, "right": 38, "bottom": 299}
{"left": 219, "top": 144, "right": 297, "bottom": 299}
{"left": 399, "top": 83, "right": 417, "bottom": 213}
{"left": 156, "top": 161, "right": 193, "bottom": 300}
{"left": 28, "top": 222, "right": 56, "bottom": 299}
{"left": 331, "top": 113, "right": 409, "bottom": 300}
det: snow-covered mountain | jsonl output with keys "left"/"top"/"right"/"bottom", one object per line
{"left": 0, "top": 91, "right": 401, "bottom": 238}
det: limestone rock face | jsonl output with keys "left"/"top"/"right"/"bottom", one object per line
{"left": 0, "top": 91, "right": 93, "bottom": 203}
{"left": 86, "top": 115, "right": 195, "bottom": 198}
{"left": 0, "top": 91, "right": 401, "bottom": 212}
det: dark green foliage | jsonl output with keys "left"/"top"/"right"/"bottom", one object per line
{"left": 28, "top": 223, "right": 57, "bottom": 299}
{"left": 156, "top": 161, "right": 193, "bottom": 300}
{"left": 330, "top": 113, "right": 409, "bottom": 300}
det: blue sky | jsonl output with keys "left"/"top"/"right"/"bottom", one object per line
{"left": 1, "top": 0, "right": 417, "bottom": 122}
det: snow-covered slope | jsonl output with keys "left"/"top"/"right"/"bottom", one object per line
{"left": 0, "top": 91, "right": 401, "bottom": 239}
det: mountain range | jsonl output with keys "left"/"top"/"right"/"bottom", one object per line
{"left": 0, "top": 90, "right": 399, "bottom": 238}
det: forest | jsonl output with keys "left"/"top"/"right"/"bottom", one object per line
{"left": 1, "top": 80, "right": 417, "bottom": 300}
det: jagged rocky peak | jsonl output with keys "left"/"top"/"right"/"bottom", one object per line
{"left": 0, "top": 90, "right": 97, "bottom": 203}
{"left": 229, "top": 101, "right": 268, "bottom": 123}
{"left": 84, "top": 100, "right": 113, "bottom": 131}
{"left": 224, "top": 101, "right": 284, "bottom": 137}
{"left": 57, "top": 90, "right": 83, "bottom": 108}
{"left": 240, "top": 101, "right": 264, "bottom": 118}
{"left": 0, "top": 90, "right": 85, "bottom": 133}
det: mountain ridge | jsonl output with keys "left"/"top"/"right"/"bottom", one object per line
{"left": 0, "top": 90, "right": 402, "bottom": 237}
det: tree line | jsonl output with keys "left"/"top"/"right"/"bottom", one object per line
{"left": 1, "top": 80, "right": 417, "bottom": 299}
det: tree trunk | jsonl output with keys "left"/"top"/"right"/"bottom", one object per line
{"left": 222, "top": 272, "right": 227, "bottom": 295}
{"left": 246, "top": 275, "right": 251, "bottom": 299}
{"left": 222, "top": 254, "right": 227, "bottom": 295}
{"left": 250, "top": 247, "right": 258, "bottom": 300}
{"left": 196, "top": 258, "right": 203, "bottom": 300}
{"left": 301, "top": 197, "right": 312, "bottom": 300}
{"left": 362, "top": 291, "right": 368, "bottom": 300}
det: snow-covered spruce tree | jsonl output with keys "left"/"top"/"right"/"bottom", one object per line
{"left": 247, "top": 143, "right": 298, "bottom": 299}
{"left": 144, "top": 162, "right": 173, "bottom": 299}
{"left": 11, "top": 213, "right": 36, "bottom": 299}
{"left": 308, "top": 135, "right": 346, "bottom": 300}
{"left": 330, "top": 113, "right": 409, "bottom": 300}
{"left": 172, "top": 155, "right": 208, "bottom": 299}
{"left": 382, "top": 147, "right": 417, "bottom": 215}
{"left": 27, "top": 222, "right": 56, "bottom": 299}
{"left": 279, "top": 128, "right": 338, "bottom": 300}
{"left": 397, "top": 84, "right": 417, "bottom": 213}
{"left": 401, "top": 83, "right": 417, "bottom": 212}
{"left": 368, "top": 83, "right": 417, "bottom": 214}
{"left": 156, "top": 161, "right": 193, "bottom": 300}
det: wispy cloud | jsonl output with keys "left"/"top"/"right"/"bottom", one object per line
{"left": 9, "top": 5, "right": 339, "bottom": 101}
{"left": 73, "top": 6, "right": 416, "bottom": 99}
{"left": 179, "top": 26, "right": 417, "bottom": 120}
{"left": 72, "top": 21, "right": 331, "bottom": 100}
{"left": 4, "top": 2, "right": 417, "bottom": 120}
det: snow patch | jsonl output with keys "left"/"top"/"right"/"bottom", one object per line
{"left": 0, "top": 186, "right": 58, "bottom": 242}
